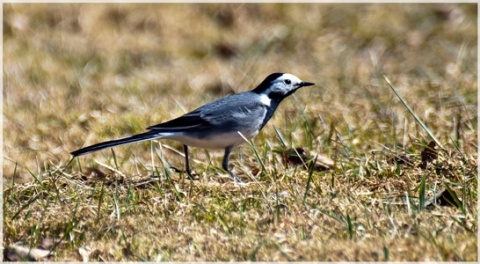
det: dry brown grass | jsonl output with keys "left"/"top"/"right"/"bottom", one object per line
{"left": 2, "top": 3, "right": 478, "bottom": 261}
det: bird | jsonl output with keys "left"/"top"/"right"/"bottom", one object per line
{"left": 71, "top": 73, "right": 315, "bottom": 182}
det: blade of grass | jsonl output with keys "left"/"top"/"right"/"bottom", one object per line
{"left": 238, "top": 131, "right": 266, "bottom": 178}
{"left": 274, "top": 127, "right": 288, "bottom": 148}
{"left": 113, "top": 179, "right": 121, "bottom": 220}
{"left": 383, "top": 75, "right": 444, "bottom": 150}
{"left": 11, "top": 192, "right": 42, "bottom": 221}
{"left": 273, "top": 172, "right": 280, "bottom": 223}
{"left": 110, "top": 148, "right": 120, "bottom": 170}
{"left": 270, "top": 240, "right": 293, "bottom": 261}
{"left": 346, "top": 213, "right": 354, "bottom": 239}
{"left": 249, "top": 240, "right": 267, "bottom": 261}
{"left": 383, "top": 245, "right": 390, "bottom": 261}
{"left": 303, "top": 155, "right": 317, "bottom": 206}
{"left": 96, "top": 182, "right": 105, "bottom": 223}
{"left": 217, "top": 213, "right": 232, "bottom": 234}
{"left": 418, "top": 174, "right": 427, "bottom": 212}
{"left": 443, "top": 182, "right": 465, "bottom": 214}
{"left": 153, "top": 147, "right": 182, "bottom": 201}
{"left": 405, "top": 191, "right": 412, "bottom": 214}
{"left": 311, "top": 206, "right": 346, "bottom": 226}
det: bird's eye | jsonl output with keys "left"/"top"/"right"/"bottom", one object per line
{"left": 284, "top": 79, "right": 291, "bottom": 85}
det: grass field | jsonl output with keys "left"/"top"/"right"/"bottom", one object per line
{"left": 2, "top": 3, "right": 478, "bottom": 261}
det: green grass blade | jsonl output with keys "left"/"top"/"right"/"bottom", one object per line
{"left": 96, "top": 182, "right": 105, "bottom": 223}
{"left": 443, "top": 182, "right": 465, "bottom": 214}
{"left": 238, "top": 131, "right": 266, "bottom": 177}
{"left": 153, "top": 147, "right": 182, "bottom": 201}
{"left": 384, "top": 75, "right": 444, "bottom": 150}
{"left": 303, "top": 155, "right": 317, "bottom": 205}
{"left": 346, "top": 213, "right": 354, "bottom": 239}
{"left": 274, "top": 127, "right": 288, "bottom": 148}
{"left": 418, "top": 175, "right": 427, "bottom": 212}
{"left": 113, "top": 180, "right": 121, "bottom": 220}
{"left": 249, "top": 240, "right": 267, "bottom": 261}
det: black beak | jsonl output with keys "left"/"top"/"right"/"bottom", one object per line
{"left": 300, "top": 81, "right": 315, "bottom": 87}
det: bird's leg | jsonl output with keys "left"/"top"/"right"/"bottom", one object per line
{"left": 183, "top": 144, "right": 195, "bottom": 180}
{"left": 222, "top": 146, "right": 243, "bottom": 183}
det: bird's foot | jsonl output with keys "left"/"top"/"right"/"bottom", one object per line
{"left": 170, "top": 166, "right": 198, "bottom": 181}
{"left": 227, "top": 170, "right": 243, "bottom": 183}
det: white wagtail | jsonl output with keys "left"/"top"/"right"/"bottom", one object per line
{"left": 71, "top": 73, "right": 315, "bottom": 182}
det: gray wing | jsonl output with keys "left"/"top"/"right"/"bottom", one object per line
{"left": 147, "top": 92, "right": 266, "bottom": 132}
{"left": 198, "top": 92, "right": 267, "bottom": 128}
{"left": 147, "top": 109, "right": 210, "bottom": 131}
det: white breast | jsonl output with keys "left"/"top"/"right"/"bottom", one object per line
{"left": 259, "top": 93, "right": 271, "bottom": 106}
{"left": 165, "top": 131, "right": 258, "bottom": 149}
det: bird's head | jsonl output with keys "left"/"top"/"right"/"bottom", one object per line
{"left": 253, "top": 73, "right": 315, "bottom": 99}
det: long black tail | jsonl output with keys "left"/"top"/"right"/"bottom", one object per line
{"left": 71, "top": 131, "right": 163, "bottom": 157}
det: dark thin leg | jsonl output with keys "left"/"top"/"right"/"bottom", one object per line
{"left": 183, "top": 144, "right": 195, "bottom": 180}
{"left": 222, "top": 146, "right": 243, "bottom": 183}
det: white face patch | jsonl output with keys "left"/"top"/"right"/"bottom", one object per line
{"left": 261, "top": 73, "right": 305, "bottom": 96}
{"left": 280, "top": 73, "right": 303, "bottom": 84}
{"left": 259, "top": 93, "right": 271, "bottom": 106}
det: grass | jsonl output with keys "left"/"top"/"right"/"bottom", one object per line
{"left": 2, "top": 3, "right": 478, "bottom": 261}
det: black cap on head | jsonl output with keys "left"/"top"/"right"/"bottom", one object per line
{"left": 253, "top": 72, "right": 285, "bottom": 93}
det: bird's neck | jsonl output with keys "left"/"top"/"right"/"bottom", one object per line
{"left": 265, "top": 89, "right": 296, "bottom": 105}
